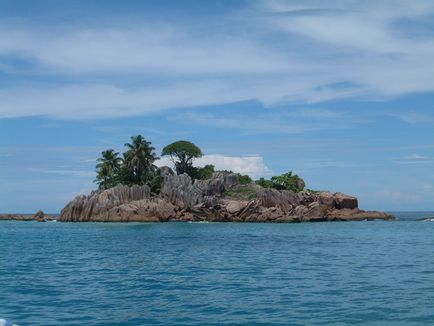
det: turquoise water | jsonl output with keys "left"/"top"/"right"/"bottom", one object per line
{"left": 1, "top": 213, "right": 434, "bottom": 325}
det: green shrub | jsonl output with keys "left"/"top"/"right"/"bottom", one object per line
{"left": 237, "top": 174, "right": 252, "bottom": 185}
{"left": 256, "top": 172, "right": 305, "bottom": 192}
{"left": 223, "top": 187, "right": 258, "bottom": 199}
{"left": 256, "top": 177, "right": 274, "bottom": 188}
{"left": 195, "top": 164, "right": 215, "bottom": 180}
{"left": 307, "top": 189, "right": 320, "bottom": 194}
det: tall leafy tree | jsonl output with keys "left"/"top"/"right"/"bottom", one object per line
{"left": 161, "top": 140, "right": 203, "bottom": 176}
{"left": 123, "top": 135, "right": 159, "bottom": 184}
{"left": 95, "top": 149, "right": 122, "bottom": 189}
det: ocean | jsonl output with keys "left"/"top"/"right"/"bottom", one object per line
{"left": 1, "top": 212, "right": 434, "bottom": 325}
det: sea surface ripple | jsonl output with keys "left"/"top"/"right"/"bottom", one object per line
{"left": 1, "top": 213, "right": 434, "bottom": 325}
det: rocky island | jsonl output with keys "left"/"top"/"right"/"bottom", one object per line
{"left": 3, "top": 135, "right": 392, "bottom": 223}
{"left": 58, "top": 136, "right": 393, "bottom": 223}
{"left": 59, "top": 169, "right": 393, "bottom": 223}
{"left": 0, "top": 210, "right": 55, "bottom": 222}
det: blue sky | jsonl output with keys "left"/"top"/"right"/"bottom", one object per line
{"left": 1, "top": 0, "right": 434, "bottom": 213}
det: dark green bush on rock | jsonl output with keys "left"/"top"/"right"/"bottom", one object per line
{"left": 195, "top": 164, "right": 215, "bottom": 180}
{"left": 238, "top": 174, "right": 252, "bottom": 185}
{"left": 256, "top": 172, "right": 305, "bottom": 193}
{"left": 256, "top": 177, "right": 274, "bottom": 188}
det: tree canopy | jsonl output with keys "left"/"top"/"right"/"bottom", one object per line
{"left": 95, "top": 137, "right": 211, "bottom": 191}
{"left": 94, "top": 135, "right": 159, "bottom": 190}
{"left": 161, "top": 140, "right": 203, "bottom": 176}
{"left": 95, "top": 149, "right": 122, "bottom": 190}
{"left": 94, "top": 136, "right": 305, "bottom": 195}
{"left": 123, "top": 135, "right": 159, "bottom": 185}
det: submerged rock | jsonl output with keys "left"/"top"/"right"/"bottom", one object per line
{"left": 58, "top": 172, "right": 394, "bottom": 223}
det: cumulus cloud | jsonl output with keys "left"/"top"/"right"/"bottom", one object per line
{"left": 156, "top": 154, "right": 273, "bottom": 179}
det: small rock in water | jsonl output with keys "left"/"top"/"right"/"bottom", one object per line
{"left": 33, "top": 210, "right": 46, "bottom": 222}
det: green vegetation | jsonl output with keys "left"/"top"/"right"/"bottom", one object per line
{"left": 256, "top": 172, "right": 305, "bottom": 192}
{"left": 256, "top": 177, "right": 274, "bottom": 189}
{"left": 224, "top": 186, "right": 258, "bottom": 200}
{"left": 238, "top": 173, "right": 252, "bottom": 185}
{"left": 160, "top": 140, "right": 217, "bottom": 180}
{"left": 216, "top": 170, "right": 252, "bottom": 185}
{"left": 161, "top": 140, "right": 203, "bottom": 177}
{"left": 194, "top": 164, "right": 215, "bottom": 180}
{"left": 95, "top": 135, "right": 160, "bottom": 190}
{"left": 95, "top": 137, "right": 215, "bottom": 191}
{"left": 307, "top": 189, "right": 320, "bottom": 194}
{"left": 123, "top": 135, "right": 159, "bottom": 185}
{"left": 94, "top": 136, "right": 305, "bottom": 196}
{"left": 95, "top": 149, "right": 123, "bottom": 190}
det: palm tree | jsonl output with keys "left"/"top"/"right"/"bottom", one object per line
{"left": 123, "top": 135, "right": 158, "bottom": 184}
{"left": 95, "top": 149, "right": 122, "bottom": 189}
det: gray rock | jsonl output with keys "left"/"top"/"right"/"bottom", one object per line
{"left": 159, "top": 166, "right": 175, "bottom": 176}
{"left": 257, "top": 188, "right": 298, "bottom": 212}
{"left": 58, "top": 173, "right": 392, "bottom": 223}
{"left": 296, "top": 177, "right": 306, "bottom": 191}
{"left": 335, "top": 192, "right": 358, "bottom": 209}
{"left": 60, "top": 184, "right": 150, "bottom": 221}
{"left": 318, "top": 191, "right": 336, "bottom": 208}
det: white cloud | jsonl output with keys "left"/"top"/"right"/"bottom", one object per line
{"left": 29, "top": 168, "right": 95, "bottom": 177}
{"left": 81, "top": 158, "right": 97, "bottom": 163}
{"left": 0, "top": 1, "right": 434, "bottom": 119}
{"left": 264, "top": 1, "right": 422, "bottom": 53}
{"left": 392, "top": 112, "right": 432, "bottom": 124}
{"left": 156, "top": 154, "right": 273, "bottom": 179}
{"left": 395, "top": 154, "right": 432, "bottom": 165}
{"left": 374, "top": 189, "right": 424, "bottom": 204}
{"left": 0, "top": 26, "right": 291, "bottom": 76}
{"left": 0, "top": 81, "right": 277, "bottom": 119}
{"left": 181, "top": 108, "right": 355, "bottom": 134}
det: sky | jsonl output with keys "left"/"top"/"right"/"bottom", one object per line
{"left": 0, "top": 0, "right": 434, "bottom": 213}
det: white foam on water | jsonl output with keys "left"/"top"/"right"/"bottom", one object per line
{"left": 0, "top": 319, "right": 19, "bottom": 326}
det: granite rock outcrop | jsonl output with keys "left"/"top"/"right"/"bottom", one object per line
{"left": 59, "top": 170, "right": 393, "bottom": 223}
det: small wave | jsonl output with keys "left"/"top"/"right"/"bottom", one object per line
{"left": 0, "top": 319, "right": 19, "bottom": 326}
{"left": 419, "top": 217, "right": 434, "bottom": 222}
